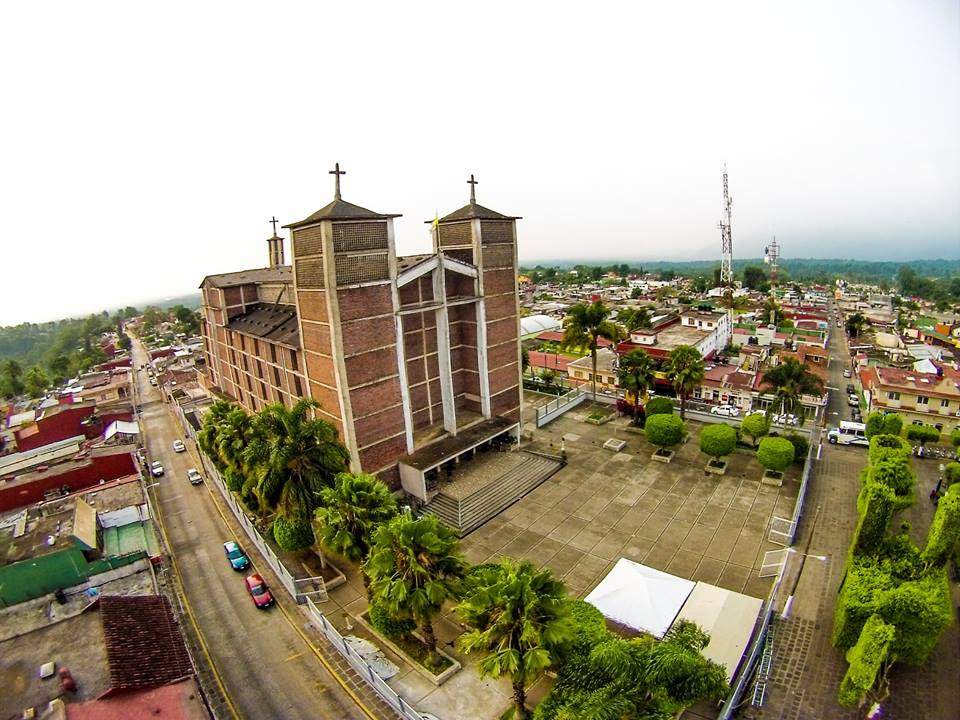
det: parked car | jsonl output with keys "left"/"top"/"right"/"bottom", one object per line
{"left": 847, "top": 395, "right": 859, "bottom": 407}
{"left": 173, "top": 439, "right": 186, "bottom": 453}
{"left": 149, "top": 378, "right": 158, "bottom": 386}
{"left": 845, "top": 384, "right": 855, "bottom": 394}
{"left": 187, "top": 468, "right": 203, "bottom": 485}
{"left": 710, "top": 405, "right": 740, "bottom": 417}
{"left": 746, "top": 409, "right": 767, "bottom": 417}
{"left": 772, "top": 413, "right": 800, "bottom": 426}
{"left": 843, "top": 369, "right": 852, "bottom": 378}
{"left": 245, "top": 573, "right": 274, "bottom": 608}
{"left": 223, "top": 541, "right": 250, "bottom": 571}
{"left": 150, "top": 460, "right": 164, "bottom": 477}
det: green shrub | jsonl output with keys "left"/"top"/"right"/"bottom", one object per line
{"left": 868, "top": 434, "right": 911, "bottom": 465}
{"left": 906, "top": 424, "right": 940, "bottom": 447}
{"left": 272, "top": 514, "right": 315, "bottom": 551}
{"left": 881, "top": 413, "right": 903, "bottom": 436}
{"left": 922, "top": 485, "right": 960, "bottom": 567}
{"left": 644, "top": 396, "right": 674, "bottom": 417}
{"left": 368, "top": 601, "right": 416, "bottom": 640}
{"left": 951, "top": 428, "right": 960, "bottom": 448}
{"left": 757, "top": 437, "right": 794, "bottom": 473}
{"left": 945, "top": 462, "right": 960, "bottom": 487}
{"left": 865, "top": 412, "right": 886, "bottom": 439}
{"left": 740, "top": 413, "right": 769, "bottom": 447}
{"left": 645, "top": 414, "right": 684, "bottom": 449}
{"left": 852, "top": 481, "right": 896, "bottom": 555}
{"left": 223, "top": 467, "right": 244, "bottom": 493}
{"left": 838, "top": 614, "right": 895, "bottom": 708}
{"left": 783, "top": 433, "right": 809, "bottom": 464}
{"left": 877, "top": 570, "right": 953, "bottom": 665}
{"left": 833, "top": 557, "right": 897, "bottom": 650}
{"left": 699, "top": 424, "right": 737, "bottom": 462}
{"left": 868, "top": 455, "right": 915, "bottom": 498}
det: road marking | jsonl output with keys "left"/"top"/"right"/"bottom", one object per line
{"left": 284, "top": 651, "right": 306, "bottom": 662}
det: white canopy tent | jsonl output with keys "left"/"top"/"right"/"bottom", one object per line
{"left": 584, "top": 558, "right": 695, "bottom": 638}
{"left": 675, "top": 582, "right": 764, "bottom": 681}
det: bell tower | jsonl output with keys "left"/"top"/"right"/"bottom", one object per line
{"left": 267, "top": 216, "right": 285, "bottom": 267}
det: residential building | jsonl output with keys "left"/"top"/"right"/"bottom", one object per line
{"left": 567, "top": 347, "right": 619, "bottom": 393}
{"left": 862, "top": 364, "right": 960, "bottom": 434}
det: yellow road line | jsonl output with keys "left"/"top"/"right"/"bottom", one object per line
{"left": 176, "top": 426, "right": 380, "bottom": 720}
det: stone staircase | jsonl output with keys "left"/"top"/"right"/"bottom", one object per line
{"left": 422, "top": 451, "right": 563, "bottom": 536}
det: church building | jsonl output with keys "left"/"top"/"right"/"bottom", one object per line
{"left": 199, "top": 167, "right": 524, "bottom": 495}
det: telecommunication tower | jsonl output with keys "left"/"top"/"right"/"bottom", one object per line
{"left": 764, "top": 236, "right": 781, "bottom": 325}
{"left": 718, "top": 166, "right": 734, "bottom": 288}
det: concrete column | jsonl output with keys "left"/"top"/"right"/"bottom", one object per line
{"left": 475, "top": 299, "right": 491, "bottom": 417}
{"left": 433, "top": 264, "right": 457, "bottom": 434}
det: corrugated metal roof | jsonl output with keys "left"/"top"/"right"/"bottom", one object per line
{"left": 226, "top": 304, "right": 300, "bottom": 348}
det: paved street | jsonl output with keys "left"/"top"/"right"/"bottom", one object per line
{"left": 758, "top": 309, "right": 960, "bottom": 719}
{"left": 130, "top": 339, "right": 365, "bottom": 720}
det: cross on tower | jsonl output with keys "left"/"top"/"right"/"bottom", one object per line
{"left": 329, "top": 162, "right": 346, "bottom": 200}
{"left": 269, "top": 216, "right": 279, "bottom": 236}
{"left": 467, "top": 173, "right": 478, "bottom": 204}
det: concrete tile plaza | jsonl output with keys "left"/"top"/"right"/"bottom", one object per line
{"left": 461, "top": 394, "right": 800, "bottom": 601}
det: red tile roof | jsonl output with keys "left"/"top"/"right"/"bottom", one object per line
{"left": 99, "top": 595, "right": 194, "bottom": 695}
{"left": 535, "top": 330, "right": 613, "bottom": 347}
{"left": 67, "top": 678, "right": 208, "bottom": 720}
{"left": 528, "top": 351, "right": 577, "bottom": 372}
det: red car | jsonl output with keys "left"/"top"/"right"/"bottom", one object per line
{"left": 244, "top": 573, "right": 274, "bottom": 609}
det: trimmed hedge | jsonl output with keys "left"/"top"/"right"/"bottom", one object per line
{"left": 368, "top": 601, "right": 416, "bottom": 640}
{"left": 740, "top": 413, "right": 769, "bottom": 447}
{"left": 922, "top": 485, "right": 960, "bottom": 567}
{"left": 644, "top": 396, "right": 675, "bottom": 417}
{"left": 864, "top": 412, "right": 885, "bottom": 440}
{"left": 783, "top": 433, "right": 809, "bottom": 464}
{"left": 757, "top": 437, "right": 794, "bottom": 472}
{"left": 699, "top": 424, "right": 737, "bottom": 461}
{"left": 838, "top": 614, "right": 895, "bottom": 708}
{"left": 945, "top": 462, "right": 960, "bottom": 487}
{"left": 645, "top": 414, "right": 685, "bottom": 449}
{"left": 881, "top": 413, "right": 903, "bottom": 437}
{"left": 867, "top": 455, "right": 916, "bottom": 498}
{"left": 868, "top": 434, "right": 911, "bottom": 466}
{"left": 852, "top": 481, "right": 896, "bottom": 555}
{"left": 905, "top": 424, "right": 940, "bottom": 446}
{"left": 272, "top": 514, "right": 315, "bottom": 551}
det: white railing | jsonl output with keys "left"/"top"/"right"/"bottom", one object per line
{"left": 535, "top": 386, "right": 587, "bottom": 427}
{"left": 199, "top": 453, "right": 327, "bottom": 604}
{"left": 305, "top": 597, "right": 432, "bottom": 720}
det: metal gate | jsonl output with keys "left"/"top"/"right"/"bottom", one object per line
{"left": 759, "top": 548, "right": 791, "bottom": 578}
{"left": 768, "top": 516, "right": 796, "bottom": 546}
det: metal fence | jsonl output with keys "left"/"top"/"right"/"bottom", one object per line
{"left": 199, "top": 453, "right": 327, "bottom": 604}
{"left": 305, "top": 597, "right": 430, "bottom": 720}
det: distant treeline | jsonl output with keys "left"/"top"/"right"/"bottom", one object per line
{"left": 521, "top": 258, "right": 960, "bottom": 285}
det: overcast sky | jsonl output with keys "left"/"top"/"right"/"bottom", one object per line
{"left": 1, "top": 1, "right": 958, "bottom": 325}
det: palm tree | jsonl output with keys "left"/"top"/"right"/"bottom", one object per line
{"left": 364, "top": 514, "right": 465, "bottom": 663}
{"left": 562, "top": 301, "right": 622, "bottom": 400}
{"left": 846, "top": 312, "right": 867, "bottom": 338}
{"left": 197, "top": 400, "right": 235, "bottom": 473}
{"left": 217, "top": 406, "right": 257, "bottom": 474}
{"left": 762, "top": 296, "right": 782, "bottom": 326}
{"left": 245, "top": 398, "right": 349, "bottom": 521}
{"left": 666, "top": 345, "right": 705, "bottom": 420}
{"left": 761, "top": 356, "right": 824, "bottom": 420}
{"left": 315, "top": 473, "right": 397, "bottom": 565}
{"left": 617, "top": 349, "right": 655, "bottom": 424}
{"left": 457, "top": 559, "right": 574, "bottom": 720}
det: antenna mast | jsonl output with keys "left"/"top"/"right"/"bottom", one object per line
{"left": 718, "top": 166, "right": 734, "bottom": 288}
{"left": 764, "top": 236, "right": 781, "bottom": 325}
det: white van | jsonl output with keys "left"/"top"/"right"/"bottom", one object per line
{"left": 828, "top": 421, "right": 868, "bottom": 447}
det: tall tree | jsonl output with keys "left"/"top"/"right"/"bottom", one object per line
{"left": 561, "top": 301, "right": 622, "bottom": 400}
{"left": 245, "top": 398, "right": 349, "bottom": 522}
{"left": 742, "top": 265, "right": 767, "bottom": 290}
{"left": 846, "top": 312, "right": 867, "bottom": 338}
{"left": 617, "top": 306, "right": 652, "bottom": 333}
{"left": 617, "top": 349, "right": 655, "bottom": 424}
{"left": 666, "top": 345, "right": 705, "bottom": 420}
{"left": 315, "top": 473, "right": 397, "bottom": 564}
{"left": 458, "top": 559, "right": 573, "bottom": 720}
{"left": 23, "top": 366, "right": 50, "bottom": 397}
{"left": 760, "top": 357, "right": 824, "bottom": 418}
{"left": 1, "top": 360, "right": 24, "bottom": 397}
{"left": 365, "top": 514, "right": 466, "bottom": 663}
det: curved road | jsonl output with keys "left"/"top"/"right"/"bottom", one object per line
{"left": 131, "top": 339, "right": 363, "bottom": 719}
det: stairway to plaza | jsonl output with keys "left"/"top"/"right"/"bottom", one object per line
{"left": 421, "top": 450, "right": 563, "bottom": 536}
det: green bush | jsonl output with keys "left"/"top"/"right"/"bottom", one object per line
{"left": 881, "top": 413, "right": 903, "bottom": 437}
{"left": 877, "top": 570, "right": 953, "bottom": 665}
{"left": 223, "top": 467, "right": 244, "bottom": 493}
{"left": 838, "top": 614, "right": 895, "bottom": 708}
{"left": 951, "top": 428, "right": 960, "bottom": 448}
{"left": 865, "top": 412, "right": 886, "bottom": 439}
{"left": 272, "top": 514, "right": 315, "bottom": 551}
{"left": 783, "top": 433, "right": 809, "bottom": 464}
{"left": 906, "top": 424, "right": 940, "bottom": 447}
{"left": 699, "top": 424, "right": 737, "bottom": 461}
{"left": 740, "top": 413, "right": 769, "bottom": 447}
{"left": 645, "top": 414, "right": 684, "bottom": 450}
{"left": 644, "top": 396, "right": 674, "bottom": 417}
{"left": 945, "top": 462, "right": 960, "bottom": 487}
{"left": 868, "top": 434, "right": 911, "bottom": 465}
{"left": 922, "top": 485, "right": 960, "bottom": 567}
{"left": 852, "top": 481, "right": 896, "bottom": 555}
{"left": 833, "top": 557, "right": 897, "bottom": 650}
{"left": 757, "top": 437, "right": 794, "bottom": 473}
{"left": 368, "top": 601, "right": 416, "bottom": 640}
{"left": 868, "top": 455, "right": 915, "bottom": 498}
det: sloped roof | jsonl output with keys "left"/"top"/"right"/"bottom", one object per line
{"left": 200, "top": 265, "right": 291, "bottom": 289}
{"left": 284, "top": 198, "right": 400, "bottom": 229}
{"left": 100, "top": 595, "right": 194, "bottom": 693}
{"left": 436, "top": 201, "right": 520, "bottom": 223}
{"left": 226, "top": 304, "right": 300, "bottom": 348}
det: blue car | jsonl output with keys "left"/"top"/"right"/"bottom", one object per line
{"left": 223, "top": 541, "right": 250, "bottom": 571}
